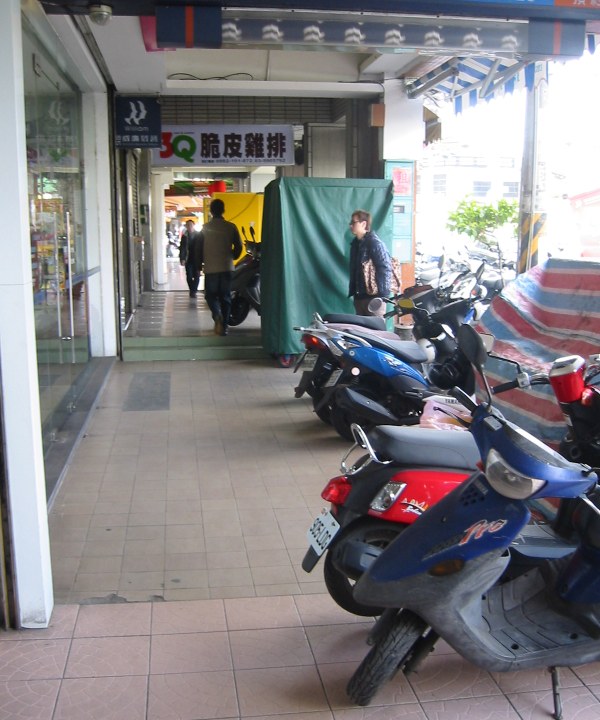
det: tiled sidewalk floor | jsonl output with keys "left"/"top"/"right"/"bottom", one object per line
{"left": 3, "top": 594, "right": 600, "bottom": 719}
{"left": 2, "top": 311, "right": 599, "bottom": 718}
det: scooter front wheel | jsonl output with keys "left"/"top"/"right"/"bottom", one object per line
{"left": 347, "top": 610, "right": 427, "bottom": 706}
{"left": 229, "top": 294, "right": 250, "bottom": 326}
{"left": 324, "top": 520, "right": 404, "bottom": 616}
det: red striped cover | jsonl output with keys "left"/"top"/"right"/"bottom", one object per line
{"left": 476, "top": 258, "right": 600, "bottom": 447}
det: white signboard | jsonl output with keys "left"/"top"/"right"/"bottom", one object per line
{"left": 153, "top": 124, "right": 294, "bottom": 166}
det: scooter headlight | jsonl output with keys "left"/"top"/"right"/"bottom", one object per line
{"left": 485, "top": 448, "right": 546, "bottom": 499}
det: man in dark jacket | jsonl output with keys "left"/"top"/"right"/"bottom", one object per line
{"left": 348, "top": 209, "right": 391, "bottom": 316}
{"left": 179, "top": 219, "right": 202, "bottom": 298}
{"left": 198, "top": 199, "right": 243, "bottom": 335}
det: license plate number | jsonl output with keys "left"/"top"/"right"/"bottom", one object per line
{"left": 324, "top": 368, "right": 343, "bottom": 387}
{"left": 300, "top": 352, "right": 317, "bottom": 371}
{"left": 307, "top": 510, "right": 340, "bottom": 556}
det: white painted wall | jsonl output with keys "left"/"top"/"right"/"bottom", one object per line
{"left": 383, "top": 79, "right": 424, "bottom": 162}
{"left": 0, "top": 0, "right": 53, "bottom": 628}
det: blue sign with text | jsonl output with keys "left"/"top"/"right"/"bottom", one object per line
{"left": 115, "top": 97, "right": 161, "bottom": 149}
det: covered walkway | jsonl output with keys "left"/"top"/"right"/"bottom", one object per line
{"left": 1, "top": 354, "right": 600, "bottom": 718}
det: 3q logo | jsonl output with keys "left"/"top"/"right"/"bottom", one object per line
{"left": 160, "top": 132, "right": 196, "bottom": 163}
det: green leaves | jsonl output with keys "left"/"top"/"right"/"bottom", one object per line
{"left": 446, "top": 198, "right": 518, "bottom": 250}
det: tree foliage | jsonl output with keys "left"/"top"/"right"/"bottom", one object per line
{"left": 446, "top": 198, "right": 518, "bottom": 250}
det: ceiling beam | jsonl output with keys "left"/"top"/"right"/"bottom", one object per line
{"left": 163, "top": 79, "right": 383, "bottom": 98}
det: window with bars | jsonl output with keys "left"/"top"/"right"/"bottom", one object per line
{"left": 473, "top": 180, "right": 491, "bottom": 198}
{"left": 433, "top": 174, "right": 446, "bottom": 194}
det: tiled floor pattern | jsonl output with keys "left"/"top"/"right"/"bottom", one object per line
{"left": 126, "top": 260, "right": 262, "bottom": 340}
{"left": 4, "top": 595, "right": 600, "bottom": 720}
{"left": 48, "top": 356, "right": 342, "bottom": 604}
{"left": 3, "top": 289, "right": 600, "bottom": 718}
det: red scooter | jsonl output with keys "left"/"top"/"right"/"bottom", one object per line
{"left": 302, "top": 344, "right": 600, "bottom": 616}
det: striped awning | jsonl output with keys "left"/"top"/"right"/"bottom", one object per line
{"left": 405, "top": 56, "right": 543, "bottom": 113}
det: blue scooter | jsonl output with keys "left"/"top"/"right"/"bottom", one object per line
{"left": 347, "top": 324, "right": 600, "bottom": 720}
{"left": 328, "top": 295, "right": 479, "bottom": 440}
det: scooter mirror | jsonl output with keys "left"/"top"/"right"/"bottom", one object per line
{"left": 480, "top": 333, "right": 494, "bottom": 353}
{"left": 457, "top": 324, "right": 489, "bottom": 370}
{"left": 367, "top": 297, "right": 385, "bottom": 314}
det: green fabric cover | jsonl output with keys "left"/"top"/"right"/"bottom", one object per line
{"left": 261, "top": 177, "right": 394, "bottom": 355}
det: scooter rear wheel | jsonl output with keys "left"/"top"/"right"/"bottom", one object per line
{"left": 346, "top": 610, "right": 426, "bottom": 706}
{"left": 229, "top": 294, "right": 250, "bottom": 326}
{"left": 324, "top": 520, "right": 404, "bottom": 616}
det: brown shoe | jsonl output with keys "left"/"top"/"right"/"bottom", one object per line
{"left": 214, "top": 315, "right": 224, "bottom": 336}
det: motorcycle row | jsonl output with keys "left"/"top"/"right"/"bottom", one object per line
{"left": 292, "top": 266, "right": 600, "bottom": 718}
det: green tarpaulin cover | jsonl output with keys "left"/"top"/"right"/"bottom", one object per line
{"left": 261, "top": 177, "right": 394, "bottom": 356}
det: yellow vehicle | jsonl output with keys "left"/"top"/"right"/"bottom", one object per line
{"left": 204, "top": 192, "right": 263, "bottom": 264}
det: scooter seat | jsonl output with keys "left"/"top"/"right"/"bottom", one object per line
{"left": 366, "top": 337, "right": 429, "bottom": 364}
{"left": 323, "top": 320, "right": 429, "bottom": 364}
{"left": 324, "top": 313, "right": 386, "bottom": 332}
{"left": 367, "top": 425, "right": 479, "bottom": 469}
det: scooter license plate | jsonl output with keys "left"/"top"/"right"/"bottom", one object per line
{"left": 324, "top": 368, "right": 343, "bottom": 387}
{"left": 299, "top": 352, "right": 317, "bottom": 371}
{"left": 306, "top": 510, "right": 340, "bottom": 557}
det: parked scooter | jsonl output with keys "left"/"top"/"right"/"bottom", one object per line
{"left": 293, "top": 313, "right": 428, "bottom": 425}
{"left": 294, "top": 261, "right": 486, "bottom": 433}
{"left": 327, "top": 291, "right": 484, "bottom": 440}
{"left": 229, "top": 227, "right": 260, "bottom": 326}
{"left": 302, "top": 418, "right": 479, "bottom": 615}
{"left": 346, "top": 325, "right": 600, "bottom": 716}
{"left": 415, "top": 257, "right": 486, "bottom": 310}
{"left": 302, "top": 348, "right": 590, "bottom": 616}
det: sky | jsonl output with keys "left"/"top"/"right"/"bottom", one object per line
{"left": 435, "top": 48, "right": 600, "bottom": 192}
{"left": 425, "top": 49, "right": 600, "bottom": 257}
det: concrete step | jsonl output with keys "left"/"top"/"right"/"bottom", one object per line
{"left": 122, "top": 335, "right": 269, "bottom": 361}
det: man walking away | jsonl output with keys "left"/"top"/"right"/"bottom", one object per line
{"left": 199, "top": 199, "right": 243, "bottom": 336}
{"left": 180, "top": 219, "right": 202, "bottom": 298}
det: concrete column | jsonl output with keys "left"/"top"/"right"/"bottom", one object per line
{"left": 0, "top": 0, "right": 53, "bottom": 628}
{"left": 82, "top": 92, "right": 118, "bottom": 356}
{"left": 151, "top": 171, "right": 173, "bottom": 287}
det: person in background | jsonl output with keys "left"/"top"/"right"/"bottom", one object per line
{"left": 347, "top": 209, "right": 391, "bottom": 316}
{"left": 199, "top": 199, "right": 243, "bottom": 336}
{"left": 179, "top": 219, "right": 202, "bottom": 298}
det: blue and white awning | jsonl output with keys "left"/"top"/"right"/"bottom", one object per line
{"left": 406, "top": 56, "right": 546, "bottom": 113}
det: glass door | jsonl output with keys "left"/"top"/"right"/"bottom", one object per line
{"left": 23, "top": 23, "right": 91, "bottom": 497}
